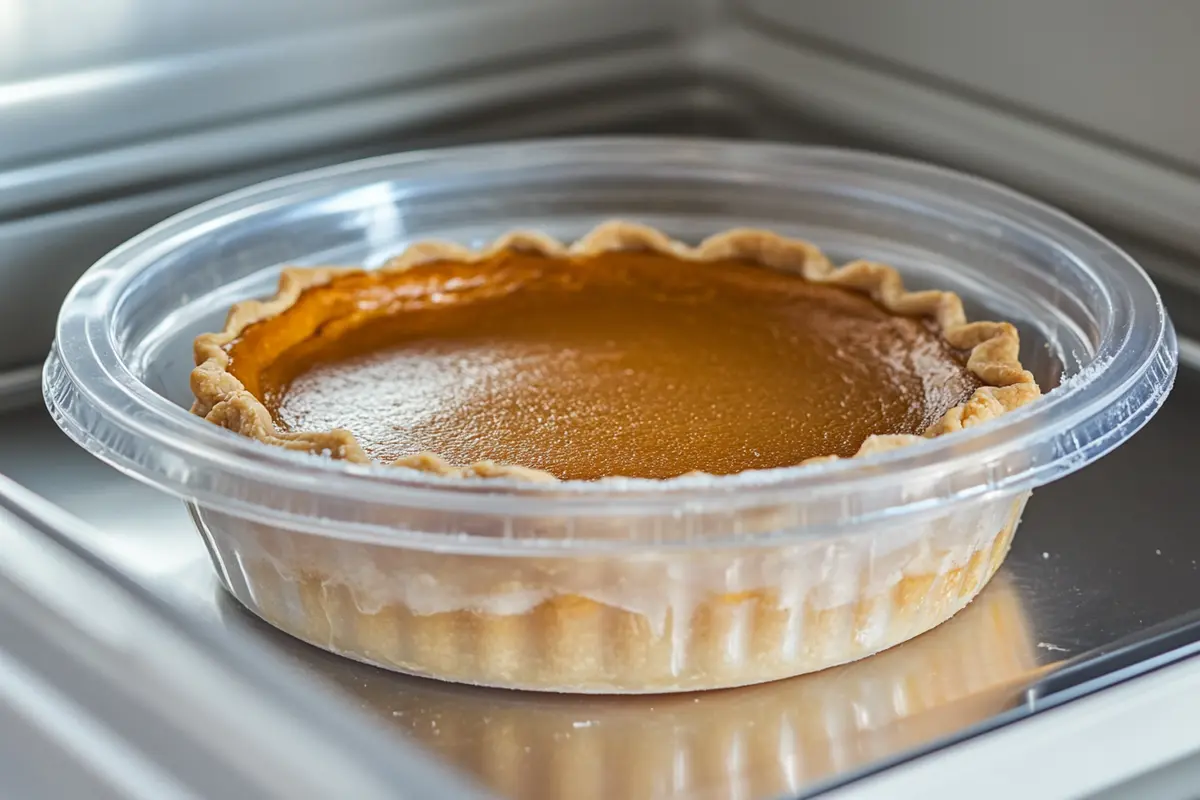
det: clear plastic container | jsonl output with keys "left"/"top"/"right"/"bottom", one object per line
{"left": 45, "top": 139, "right": 1177, "bottom": 693}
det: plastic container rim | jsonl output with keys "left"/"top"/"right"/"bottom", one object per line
{"left": 46, "top": 137, "right": 1177, "bottom": 534}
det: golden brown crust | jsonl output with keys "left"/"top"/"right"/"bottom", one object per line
{"left": 191, "top": 221, "right": 1041, "bottom": 481}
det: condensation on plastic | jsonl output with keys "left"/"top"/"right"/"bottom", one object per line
{"left": 45, "top": 140, "right": 1177, "bottom": 691}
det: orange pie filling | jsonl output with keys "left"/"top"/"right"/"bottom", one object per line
{"left": 222, "top": 249, "right": 982, "bottom": 480}
{"left": 190, "top": 223, "right": 1041, "bottom": 692}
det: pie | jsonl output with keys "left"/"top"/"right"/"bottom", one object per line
{"left": 190, "top": 221, "right": 1041, "bottom": 692}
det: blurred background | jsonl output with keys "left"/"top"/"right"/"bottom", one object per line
{"left": 3, "top": 2, "right": 1200, "bottom": 798}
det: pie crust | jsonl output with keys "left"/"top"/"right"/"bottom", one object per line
{"left": 191, "top": 221, "right": 1040, "bottom": 482}
{"left": 189, "top": 221, "right": 1042, "bottom": 692}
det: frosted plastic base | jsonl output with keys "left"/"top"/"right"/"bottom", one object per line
{"left": 195, "top": 494, "right": 1025, "bottom": 693}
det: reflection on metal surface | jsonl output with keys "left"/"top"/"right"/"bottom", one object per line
{"left": 0, "top": 476, "right": 490, "bottom": 800}
{"left": 1, "top": 0, "right": 675, "bottom": 170}
{"left": 232, "top": 576, "right": 1039, "bottom": 799}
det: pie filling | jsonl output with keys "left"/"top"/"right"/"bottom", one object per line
{"left": 224, "top": 249, "right": 981, "bottom": 480}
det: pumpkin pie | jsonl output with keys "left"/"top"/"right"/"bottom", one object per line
{"left": 190, "top": 221, "right": 1041, "bottom": 692}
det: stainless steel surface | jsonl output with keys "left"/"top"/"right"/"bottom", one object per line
{"left": 0, "top": 45, "right": 681, "bottom": 219}
{"left": 0, "top": 476, "right": 491, "bottom": 799}
{"left": 740, "top": 0, "right": 1200, "bottom": 171}
{"left": 0, "top": 0, "right": 675, "bottom": 172}
{"left": 701, "top": 20, "right": 1200, "bottom": 259}
{"left": 827, "top": 653, "right": 1200, "bottom": 800}
{"left": 0, "top": 365, "right": 40, "bottom": 413}
{"left": 6, "top": 363, "right": 1199, "bottom": 798}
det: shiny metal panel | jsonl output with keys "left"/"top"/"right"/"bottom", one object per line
{"left": 0, "top": 0, "right": 675, "bottom": 171}
{"left": 0, "top": 476, "right": 492, "bottom": 799}
{"left": 742, "top": 0, "right": 1200, "bottom": 171}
